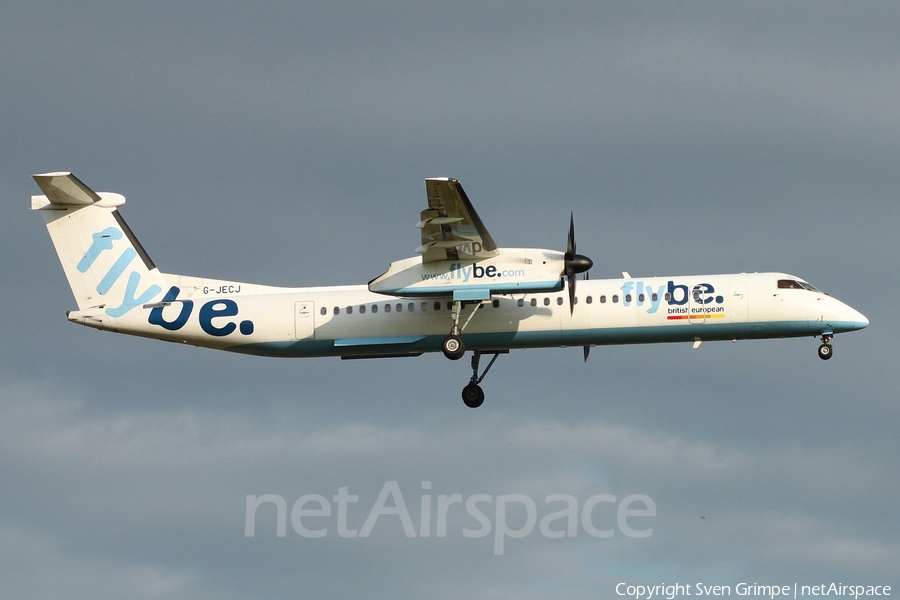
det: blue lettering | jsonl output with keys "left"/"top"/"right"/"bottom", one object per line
{"left": 646, "top": 284, "right": 666, "bottom": 314}
{"left": 620, "top": 282, "right": 635, "bottom": 307}
{"left": 433, "top": 263, "right": 525, "bottom": 282}
{"left": 663, "top": 281, "right": 723, "bottom": 307}
{"left": 77, "top": 227, "right": 123, "bottom": 273}
{"left": 667, "top": 281, "right": 689, "bottom": 306}
{"left": 105, "top": 272, "right": 162, "bottom": 318}
{"left": 148, "top": 287, "right": 194, "bottom": 331}
{"left": 693, "top": 283, "right": 714, "bottom": 305}
{"left": 96, "top": 248, "right": 137, "bottom": 295}
{"left": 199, "top": 300, "right": 239, "bottom": 336}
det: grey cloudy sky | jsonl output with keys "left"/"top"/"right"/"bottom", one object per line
{"left": 1, "top": 2, "right": 898, "bottom": 598}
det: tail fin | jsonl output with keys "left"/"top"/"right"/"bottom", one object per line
{"left": 31, "top": 172, "right": 167, "bottom": 317}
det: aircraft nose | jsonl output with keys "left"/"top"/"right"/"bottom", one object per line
{"left": 850, "top": 308, "right": 869, "bottom": 330}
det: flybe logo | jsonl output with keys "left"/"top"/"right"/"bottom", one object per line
{"left": 79, "top": 226, "right": 254, "bottom": 337}
{"left": 421, "top": 263, "right": 527, "bottom": 283}
{"left": 148, "top": 287, "right": 255, "bottom": 337}
{"left": 78, "top": 227, "right": 162, "bottom": 317}
{"left": 619, "top": 281, "right": 725, "bottom": 316}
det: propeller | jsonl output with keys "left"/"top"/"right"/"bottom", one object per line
{"left": 564, "top": 213, "right": 593, "bottom": 315}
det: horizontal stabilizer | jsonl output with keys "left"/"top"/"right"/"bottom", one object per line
{"left": 33, "top": 172, "right": 101, "bottom": 206}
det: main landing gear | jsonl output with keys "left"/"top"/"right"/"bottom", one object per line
{"left": 437, "top": 300, "right": 501, "bottom": 407}
{"left": 817, "top": 334, "right": 834, "bottom": 360}
{"left": 441, "top": 300, "right": 509, "bottom": 408}
{"left": 461, "top": 351, "right": 505, "bottom": 408}
{"left": 441, "top": 300, "right": 485, "bottom": 360}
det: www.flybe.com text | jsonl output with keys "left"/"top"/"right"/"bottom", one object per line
{"left": 421, "top": 263, "right": 526, "bottom": 282}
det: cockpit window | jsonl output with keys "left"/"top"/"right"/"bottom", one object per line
{"left": 777, "top": 279, "right": 803, "bottom": 289}
{"left": 777, "top": 279, "right": 820, "bottom": 292}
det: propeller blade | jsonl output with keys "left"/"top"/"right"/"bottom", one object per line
{"left": 583, "top": 345, "right": 591, "bottom": 362}
{"left": 563, "top": 212, "right": 592, "bottom": 315}
{"left": 568, "top": 267, "right": 576, "bottom": 315}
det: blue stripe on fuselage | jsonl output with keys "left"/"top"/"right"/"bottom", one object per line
{"left": 225, "top": 320, "right": 861, "bottom": 359}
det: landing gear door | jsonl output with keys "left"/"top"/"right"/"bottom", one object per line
{"left": 294, "top": 301, "right": 316, "bottom": 340}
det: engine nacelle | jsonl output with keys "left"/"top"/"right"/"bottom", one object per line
{"left": 368, "top": 248, "right": 566, "bottom": 300}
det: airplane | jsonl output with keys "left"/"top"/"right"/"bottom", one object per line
{"left": 31, "top": 172, "right": 869, "bottom": 408}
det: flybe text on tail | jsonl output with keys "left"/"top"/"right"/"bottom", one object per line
{"left": 79, "top": 226, "right": 163, "bottom": 317}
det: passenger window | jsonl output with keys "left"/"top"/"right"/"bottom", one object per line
{"left": 320, "top": 307, "right": 327, "bottom": 316}
{"left": 385, "top": 304, "right": 391, "bottom": 313}
{"left": 652, "top": 293, "right": 658, "bottom": 302}
{"left": 359, "top": 305, "right": 366, "bottom": 314}
{"left": 600, "top": 295, "right": 606, "bottom": 304}
{"left": 346, "top": 306, "right": 353, "bottom": 315}
{"left": 422, "top": 302, "right": 429, "bottom": 311}
{"left": 625, "top": 294, "right": 632, "bottom": 303}
{"left": 408, "top": 303, "right": 415, "bottom": 312}
{"left": 371, "top": 305, "right": 378, "bottom": 314}
{"left": 517, "top": 299, "right": 525, "bottom": 308}
{"left": 638, "top": 294, "right": 645, "bottom": 302}
{"left": 544, "top": 297, "right": 550, "bottom": 306}
{"left": 612, "top": 295, "right": 619, "bottom": 303}
{"left": 586, "top": 296, "right": 593, "bottom": 304}
{"left": 333, "top": 306, "right": 340, "bottom": 315}
{"left": 530, "top": 298, "right": 537, "bottom": 307}
{"left": 557, "top": 297, "right": 563, "bottom": 305}
{"left": 492, "top": 300, "right": 500, "bottom": 308}
{"left": 396, "top": 303, "right": 403, "bottom": 313}
{"left": 434, "top": 302, "right": 441, "bottom": 311}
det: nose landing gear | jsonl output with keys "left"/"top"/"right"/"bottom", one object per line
{"left": 817, "top": 334, "right": 833, "bottom": 360}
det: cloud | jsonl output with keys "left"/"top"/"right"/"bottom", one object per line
{"left": 1, "top": 373, "right": 897, "bottom": 598}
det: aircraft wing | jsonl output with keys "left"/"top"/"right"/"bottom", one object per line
{"left": 417, "top": 178, "right": 500, "bottom": 263}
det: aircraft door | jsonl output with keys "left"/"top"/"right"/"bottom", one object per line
{"left": 294, "top": 301, "right": 316, "bottom": 340}
{"left": 688, "top": 284, "right": 705, "bottom": 323}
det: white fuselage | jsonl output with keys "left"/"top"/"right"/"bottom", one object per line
{"left": 67, "top": 270, "right": 868, "bottom": 359}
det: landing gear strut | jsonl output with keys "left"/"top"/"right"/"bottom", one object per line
{"left": 441, "top": 301, "right": 485, "bottom": 360}
{"left": 818, "top": 334, "right": 833, "bottom": 361}
{"left": 461, "top": 351, "right": 505, "bottom": 408}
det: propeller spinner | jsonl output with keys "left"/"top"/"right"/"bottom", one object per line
{"left": 564, "top": 213, "right": 593, "bottom": 314}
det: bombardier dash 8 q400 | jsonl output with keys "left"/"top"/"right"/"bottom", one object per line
{"left": 32, "top": 172, "right": 868, "bottom": 407}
